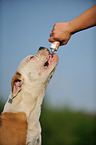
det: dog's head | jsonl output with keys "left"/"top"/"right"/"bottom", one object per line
{"left": 11, "top": 47, "right": 59, "bottom": 101}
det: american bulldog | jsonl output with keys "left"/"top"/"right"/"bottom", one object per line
{"left": 0, "top": 47, "right": 59, "bottom": 145}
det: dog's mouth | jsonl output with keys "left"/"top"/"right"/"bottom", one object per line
{"left": 43, "top": 50, "right": 58, "bottom": 82}
{"left": 43, "top": 53, "right": 55, "bottom": 68}
{"left": 48, "top": 65, "right": 57, "bottom": 79}
{"left": 37, "top": 47, "right": 59, "bottom": 83}
{"left": 38, "top": 47, "right": 58, "bottom": 69}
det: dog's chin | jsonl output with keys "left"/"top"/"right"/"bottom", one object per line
{"left": 46, "top": 65, "right": 57, "bottom": 83}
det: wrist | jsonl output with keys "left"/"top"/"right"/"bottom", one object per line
{"left": 68, "top": 21, "right": 76, "bottom": 35}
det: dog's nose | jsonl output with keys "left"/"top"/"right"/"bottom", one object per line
{"left": 39, "top": 47, "right": 50, "bottom": 54}
{"left": 39, "top": 47, "right": 46, "bottom": 51}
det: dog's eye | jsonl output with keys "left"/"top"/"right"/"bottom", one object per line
{"left": 44, "top": 61, "right": 49, "bottom": 67}
{"left": 30, "top": 56, "right": 34, "bottom": 59}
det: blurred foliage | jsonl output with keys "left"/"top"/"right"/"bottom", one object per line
{"left": 0, "top": 98, "right": 96, "bottom": 145}
{"left": 40, "top": 104, "right": 96, "bottom": 145}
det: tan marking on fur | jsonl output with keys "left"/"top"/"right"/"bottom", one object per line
{"left": 0, "top": 112, "right": 28, "bottom": 145}
{"left": 11, "top": 71, "right": 22, "bottom": 91}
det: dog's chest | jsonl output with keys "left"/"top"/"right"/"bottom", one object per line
{"left": 0, "top": 112, "right": 28, "bottom": 145}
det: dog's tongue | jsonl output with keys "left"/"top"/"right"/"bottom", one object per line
{"left": 48, "top": 54, "right": 55, "bottom": 64}
{"left": 49, "top": 54, "right": 54, "bottom": 59}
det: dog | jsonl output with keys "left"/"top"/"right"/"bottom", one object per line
{"left": 0, "top": 47, "right": 59, "bottom": 145}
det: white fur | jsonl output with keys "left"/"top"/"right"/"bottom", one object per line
{"left": 3, "top": 48, "right": 59, "bottom": 145}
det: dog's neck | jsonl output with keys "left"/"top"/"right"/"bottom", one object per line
{"left": 25, "top": 87, "right": 45, "bottom": 145}
{"left": 3, "top": 83, "right": 45, "bottom": 114}
{"left": 3, "top": 85, "right": 46, "bottom": 145}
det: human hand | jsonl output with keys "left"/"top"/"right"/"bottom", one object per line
{"left": 48, "top": 22, "right": 72, "bottom": 45}
{"left": 49, "top": 5, "right": 96, "bottom": 46}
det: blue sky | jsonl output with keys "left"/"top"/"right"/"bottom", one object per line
{"left": 0, "top": 0, "right": 96, "bottom": 113}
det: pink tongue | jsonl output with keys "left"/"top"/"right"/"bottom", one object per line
{"left": 49, "top": 54, "right": 53, "bottom": 60}
{"left": 48, "top": 54, "right": 54, "bottom": 64}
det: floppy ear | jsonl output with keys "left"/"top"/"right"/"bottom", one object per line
{"left": 11, "top": 71, "right": 23, "bottom": 98}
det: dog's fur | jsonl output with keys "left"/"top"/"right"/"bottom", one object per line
{"left": 0, "top": 47, "right": 59, "bottom": 145}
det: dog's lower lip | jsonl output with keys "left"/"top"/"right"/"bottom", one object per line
{"left": 45, "top": 65, "right": 57, "bottom": 82}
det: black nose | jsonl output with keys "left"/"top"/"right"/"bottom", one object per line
{"left": 39, "top": 47, "right": 50, "bottom": 54}
{"left": 39, "top": 47, "right": 46, "bottom": 51}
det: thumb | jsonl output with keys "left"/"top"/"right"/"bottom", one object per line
{"left": 48, "top": 37, "right": 55, "bottom": 42}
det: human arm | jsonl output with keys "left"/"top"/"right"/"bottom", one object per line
{"left": 48, "top": 4, "right": 96, "bottom": 45}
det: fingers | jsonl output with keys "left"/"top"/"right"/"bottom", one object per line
{"left": 50, "top": 32, "right": 54, "bottom": 37}
{"left": 48, "top": 37, "right": 55, "bottom": 42}
{"left": 49, "top": 22, "right": 71, "bottom": 46}
{"left": 49, "top": 25, "right": 55, "bottom": 42}
{"left": 60, "top": 41, "right": 68, "bottom": 45}
{"left": 52, "top": 24, "right": 56, "bottom": 31}
{"left": 49, "top": 23, "right": 67, "bottom": 44}
{"left": 50, "top": 24, "right": 55, "bottom": 36}
{"left": 49, "top": 33, "right": 60, "bottom": 43}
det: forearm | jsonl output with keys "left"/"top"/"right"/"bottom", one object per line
{"left": 49, "top": 5, "right": 96, "bottom": 45}
{"left": 69, "top": 4, "right": 96, "bottom": 34}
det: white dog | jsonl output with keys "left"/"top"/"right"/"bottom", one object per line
{"left": 0, "top": 47, "right": 59, "bottom": 145}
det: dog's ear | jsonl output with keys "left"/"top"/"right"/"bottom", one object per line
{"left": 11, "top": 71, "right": 23, "bottom": 98}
